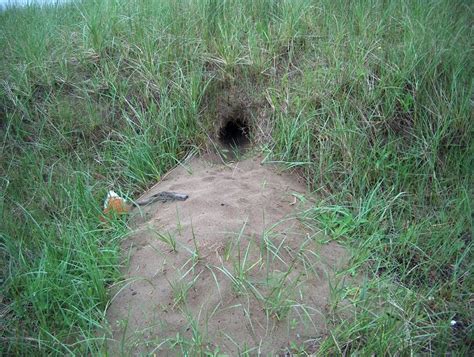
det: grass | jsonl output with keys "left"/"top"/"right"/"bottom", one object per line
{"left": 1, "top": 0, "right": 472, "bottom": 354}
{"left": 153, "top": 230, "right": 178, "bottom": 253}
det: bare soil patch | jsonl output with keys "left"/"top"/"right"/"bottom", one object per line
{"left": 106, "top": 156, "right": 349, "bottom": 355}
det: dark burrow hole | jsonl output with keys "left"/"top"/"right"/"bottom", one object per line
{"left": 218, "top": 114, "right": 250, "bottom": 149}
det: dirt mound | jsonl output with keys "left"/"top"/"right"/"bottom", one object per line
{"left": 105, "top": 156, "right": 349, "bottom": 355}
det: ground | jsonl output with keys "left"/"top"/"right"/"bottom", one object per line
{"left": 106, "top": 155, "right": 349, "bottom": 355}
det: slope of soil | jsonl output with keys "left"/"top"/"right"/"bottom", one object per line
{"left": 106, "top": 156, "right": 349, "bottom": 355}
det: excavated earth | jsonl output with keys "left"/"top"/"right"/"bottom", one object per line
{"left": 105, "top": 155, "right": 350, "bottom": 355}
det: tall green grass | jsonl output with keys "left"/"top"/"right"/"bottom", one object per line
{"left": 1, "top": 0, "right": 472, "bottom": 354}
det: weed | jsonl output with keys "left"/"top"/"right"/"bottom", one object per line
{"left": 153, "top": 230, "right": 178, "bottom": 252}
{"left": 167, "top": 270, "right": 201, "bottom": 309}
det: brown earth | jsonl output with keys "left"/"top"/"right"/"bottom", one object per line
{"left": 105, "top": 155, "right": 349, "bottom": 355}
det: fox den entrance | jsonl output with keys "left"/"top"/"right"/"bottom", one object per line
{"left": 218, "top": 108, "right": 250, "bottom": 149}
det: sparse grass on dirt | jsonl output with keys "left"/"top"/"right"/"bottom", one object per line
{"left": 1, "top": 0, "right": 472, "bottom": 355}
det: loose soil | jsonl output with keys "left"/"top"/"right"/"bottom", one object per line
{"left": 106, "top": 156, "right": 349, "bottom": 355}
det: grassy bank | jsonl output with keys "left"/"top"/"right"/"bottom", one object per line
{"left": 1, "top": 0, "right": 472, "bottom": 354}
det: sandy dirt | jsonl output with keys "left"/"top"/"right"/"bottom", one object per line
{"left": 106, "top": 156, "right": 349, "bottom": 355}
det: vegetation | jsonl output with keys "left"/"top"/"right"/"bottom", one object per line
{"left": 1, "top": 0, "right": 472, "bottom": 354}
